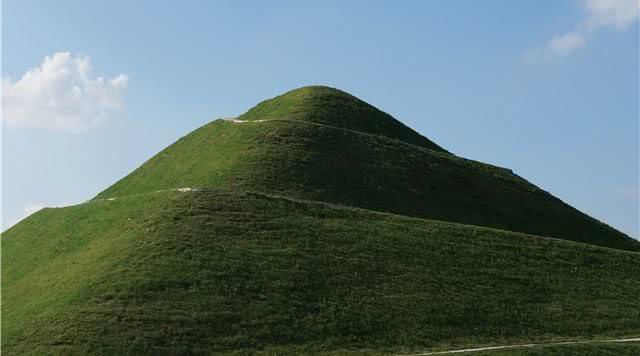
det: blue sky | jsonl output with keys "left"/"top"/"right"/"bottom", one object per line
{"left": 2, "top": 0, "right": 638, "bottom": 238}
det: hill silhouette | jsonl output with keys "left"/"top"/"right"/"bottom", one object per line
{"left": 3, "top": 86, "right": 639, "bottom": 354}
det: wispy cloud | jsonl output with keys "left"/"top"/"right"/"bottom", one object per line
{"left": 582, "top": 0, "right": 640, "bottom": 31}
{"left": 527, "top": 0, "right": 639, "bottom": 60}
{"left": 548, "top": 31, "right": 587, "bottom": 54}
{"left": 2, "top": 52, "right": 128, "bottom": 132}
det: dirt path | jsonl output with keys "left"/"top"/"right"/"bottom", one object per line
{"left": 396, "top": 337, "right": 640, "bottom": 355}
{"left": 225, "top": 119, "right": 268, "bottom": 123}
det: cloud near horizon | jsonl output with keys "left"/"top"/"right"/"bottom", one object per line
{"left": 2, "top": 52, "right": 128, "bottom": 132}
{"left": 532, "top": 0, "right": 639, "bottom": 59}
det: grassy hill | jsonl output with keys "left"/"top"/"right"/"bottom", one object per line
{"left": 3, "top": 86, "right": 639, "bottom": 354}
{"left": 3, "top": 189, "right": 639, "bottom": 354}
{"left": 96, "top": 87, "right": 638, "bottom": 251}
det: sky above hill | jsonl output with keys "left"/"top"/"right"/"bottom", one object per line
{"left": 2, "top": 0, "right": 638, "bottom": 238}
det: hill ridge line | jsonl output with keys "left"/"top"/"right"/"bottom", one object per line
{"left": 222, "top": 117, "right": 612, "bottom": 231}
{"left": 59, "top": 187, "right": 640, "bottom": 255}
{"left": 223, "top": 117, "right": 520, "bottom": 176}
{"left": 244, "top": 190, "right": 640, "bottom": 254}
{"left": 228, "top": 117, "right": 454, "bottom": 157}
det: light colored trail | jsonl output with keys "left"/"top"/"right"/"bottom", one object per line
{"left": 226, "top": 119, "right": 268, "bottom": 123}
{"left": 396, "top": 337, "right": 640, "bottom": 355}
{"left": 77, "top": 187, "right": 198, "bottom": 206}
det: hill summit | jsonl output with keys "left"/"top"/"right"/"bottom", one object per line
{"left": 238, "top": 86, "right": 449, "bottom": 152}
{"left": 96, "top": 85, "right": 638, "bottom": 251}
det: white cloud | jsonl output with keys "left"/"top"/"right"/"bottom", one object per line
{"left": 532, "top": 0, "right": 639, "bottom": 59}
{"left": 583, "top": 0, "right": 640, "bottom": 30}
{"left": 548, "top": 31, "right": 587, "bottom": 54}
{"left": 2, "top": 52, "right": 128, "bottom": 132}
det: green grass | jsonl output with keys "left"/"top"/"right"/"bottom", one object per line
{"left": 238, "top": 86, "right": 449, "bottom": 152}
{"left": 96, "top": 101, "right": 638, "bottom": 251}
{"left": 3, "top": 189, "right": 639, "bottom": 354}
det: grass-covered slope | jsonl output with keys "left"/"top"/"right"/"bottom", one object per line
{"left": 95, "top": 116, "right": 639, "bottom": 251}
{"left": 238, "top": 86, "right": 449, "bottom": 152}
{"left": 3, "top": 189, "right": 639, "bottom": 354}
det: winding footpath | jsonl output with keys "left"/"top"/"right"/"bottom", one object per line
{"left": 396, "top": 337, "right": 640, "bottom": 355}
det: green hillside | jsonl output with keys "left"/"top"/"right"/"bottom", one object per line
{"left": 237, "top": 86, "right": 449, "bottom": 152}
{"left": 3, "top": 189, "right": 639, "bottom": 355}
{"left": 3, "top": 86, "right": 639, "bottom": 355}
{"left": 96, "top": 87, "right": 638, "bottom": 251}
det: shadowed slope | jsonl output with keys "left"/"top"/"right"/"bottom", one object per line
{"left": 3, "top": 189, "right": 639, "bottom": 354}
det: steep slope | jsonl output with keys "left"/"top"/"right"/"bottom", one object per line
{"left": 3, "top": 189, "right": 639, "bottom": 355}
{"left": 95, "top": 87, "right": 638, "bottom": 251}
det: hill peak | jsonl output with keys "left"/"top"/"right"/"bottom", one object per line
{"left": 238, "top": 86, "right": 449, "bottom": 152}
